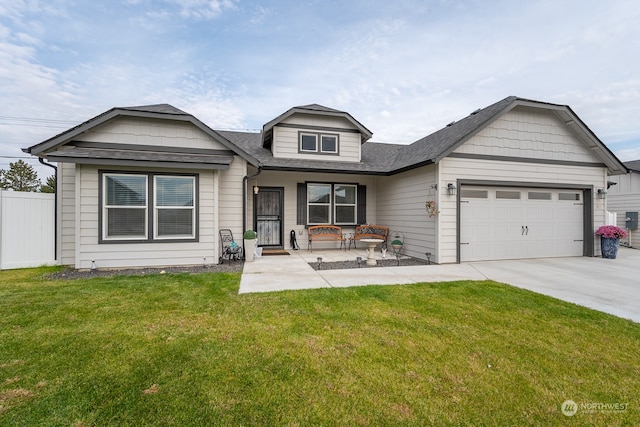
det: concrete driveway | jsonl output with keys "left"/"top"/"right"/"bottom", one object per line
{"left": 240, "top": 247, "right": 640, "bottom": 323}
{"left": 469, "top": 247, "right": 640, "bottom": 323}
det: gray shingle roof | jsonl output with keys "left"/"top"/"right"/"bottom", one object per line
{"left": 625, "top": 160, "right": 640, "bottom": 172}
{"left": 220, "top": 96, "right": 520, "bottom": 175}
{"left": 390, "top": 96, "right": 517, "bottom": 171}
{"left": 119, "top": 104, "right": 190, "bottom": 115}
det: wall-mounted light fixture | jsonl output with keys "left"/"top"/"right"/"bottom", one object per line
{"left": 253, "top": 185, "right": 259, "bottom": 195}
{"left": 447, "top": 182, "right": 457, "bottom": 196}
{"left": 597, "top": 188, "right": 607, "bottom": 199}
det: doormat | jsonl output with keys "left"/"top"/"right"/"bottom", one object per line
{"left": 261, "top": 249, "right": 290, "bottom": 256}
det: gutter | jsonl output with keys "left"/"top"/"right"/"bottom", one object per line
{"left": 242, "top": 165, "right": 262, "bottom": 258}
{"left": 39, "top": 158, "right": 58, "bottom": 261}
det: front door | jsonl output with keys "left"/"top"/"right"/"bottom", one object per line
{"left": 254, "top": 187, "right": 283, "bottom": 248}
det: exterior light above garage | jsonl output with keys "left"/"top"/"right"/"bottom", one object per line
{"left": 597, "top": 188, "right": 607, "bottom": 199}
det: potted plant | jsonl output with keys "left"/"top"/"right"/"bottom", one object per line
{"left": 243, "top": 230, "right": 257, "bottom": 262}
{"left": 425, "top": 200, "right": 439, "bottom": 218}
{"left": 595, "top": 225, "right": 628, "bottom": 259}
{"left": 390, "top": 231, "right": 404, "bottom": 251}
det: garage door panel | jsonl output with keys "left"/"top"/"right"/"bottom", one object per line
{"left": 461, "top": 187, "right": 584, "bottom": 262}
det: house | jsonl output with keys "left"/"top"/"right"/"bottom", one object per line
{"left": 606, "top": 160, "right": 640, "bottom": 247}
{"left": 24, "top": 96, "right": 627, "bottom": 270}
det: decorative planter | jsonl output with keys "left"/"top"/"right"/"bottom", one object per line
{"left": 600, "top": 237, "right": 620, "bottom": 259}
{"left": 244, "top": 239, "right": 255, "bottom": 262}
{"left": 392, "top": 244, "right": 403, "bottom": 251}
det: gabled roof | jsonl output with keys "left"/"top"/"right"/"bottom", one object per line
{"left": 24, "top": 104, "right": 260, "bottom": 167}
{"left": 222, "top": 96, "right": 627, "bottom": 176}
{"left": 26, "top": 97, "right": 628, "bottom": 176}
{"left": 388, "top": 96, "right": 628, "bottom": 175}
{"left": 262, "top": 103, "right": 373, "bottom": 145}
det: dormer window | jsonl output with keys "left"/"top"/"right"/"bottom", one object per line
{"left": 299, "top": 131, "right": 339, "bottom": 155}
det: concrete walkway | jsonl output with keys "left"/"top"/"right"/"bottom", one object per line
{"left": 239, "top": 247, "right": 640, "bottom": 323}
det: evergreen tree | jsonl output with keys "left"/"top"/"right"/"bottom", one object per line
{"left": 40, "top": 174, "right": 56, "bottom": 193}
{"left": 0, "top": 160, "right": 41, "bottom": 192}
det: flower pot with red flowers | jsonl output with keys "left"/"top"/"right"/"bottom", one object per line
{"left": 595, "top": 225, "right": 628, "bottom": 259}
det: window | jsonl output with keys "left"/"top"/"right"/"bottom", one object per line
{"left": 528, "top": 191, "right": 552, "bottom": 200}
{"left": 307, "top": 183, "right": 331, "bottom": 224}
{"left": 559, "top": 192, "right": 581, "bottom": 201}
{"left": 300, "top": 133, "right": 317, "bottom": 152}
{"left": 154, "top": 176, "right": 196, "bottom": 239}
{"left": 496, "top": 190, "right": 521, "bottom": 199}
{"left": 334, "top": 184, "right": 356, "bottom": 224}
{"left": 305, "top": 183, "right": 360, "bottom": 225}
{"left": 321, "top": 135, "right": 338, "bottom": 153}
{"left": 460, "top": 189, "right": 488, "bottom": 199}
{"left": 299, "top": 132, "right": 339, "bottom": 154}
{"left": 101, "top": 172, "right": 197, "bottom": 243}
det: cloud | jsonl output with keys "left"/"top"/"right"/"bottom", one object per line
{"left": 164, "top": 0, "right": 238, "bottom": 20}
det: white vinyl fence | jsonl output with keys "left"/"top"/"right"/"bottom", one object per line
{"left": 0, "top": 190, "right": 56, "bottom": 270}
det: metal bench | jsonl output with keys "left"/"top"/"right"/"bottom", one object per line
{"left": 307, "top": 225, "right": 347, "bottom": 252}
{"left": 349, "top": 225, "right": 389, "bottom": 250}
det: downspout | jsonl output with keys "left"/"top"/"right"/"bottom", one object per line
{"left": 242, "top": 165, "right": 262, "bottom": 256}
{"left": 39, "top": 158, "right": 58, "bottom": 261}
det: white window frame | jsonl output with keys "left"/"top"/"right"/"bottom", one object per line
{"left": 300, "top": 133, "right": 318, "bottom": 152}
{"left": 320, "top": 134, "right": 338, "bottom": 153}
{"left": 334, "top": 184, "right": 357, "bottom": 225}
{"left": 307, "top": 183, "right": 332, "bottom": 225}
{"left": 102, "top": 173, "right": 148, "bottom": 241}
{"left": 153, "top": 175, "right": 196, "bottom": 240}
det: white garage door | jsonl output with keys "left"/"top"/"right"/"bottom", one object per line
{"left": 460, "top": 187, "right": 584, "bottom": 262}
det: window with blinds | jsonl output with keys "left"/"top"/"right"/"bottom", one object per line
{"left": 154, "top": 176, "right": 195, "bottom": 239}
{"left": 101, "top": 172, "right": 197, "bottom": 242}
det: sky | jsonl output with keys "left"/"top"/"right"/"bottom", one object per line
{"left": 1, "top": 0, "right": 639, "bottom": 180}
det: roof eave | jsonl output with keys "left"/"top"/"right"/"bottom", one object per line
{"left": 25, "top": 107, "right": 261, "bottom": 167}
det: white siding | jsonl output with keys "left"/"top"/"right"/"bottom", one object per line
{"left": 607, "top": 172, "right": 640, "bottom": 194}
{"left": 247, "top": 170, "right": 377, "bottom": 250}
{"left": 272, "top": 113, "right": 361, "bottom": 162}
{"left": 80, "top": 117, "right": 229, "bottom": 150}
{"left": 438, "top": 157, "right": 608, "bottom": 263}
{"left": 375, "top": 166, "right": 438, "bottom": 262}
{"left": 75, "top": 164, "right": 221, "bottom": 270}
{"left": 607, "top": 193, "right": 640, "bottom": 248}
{"left": 454, "top": 106, "right": 600, "bottom": 163}
{"left": 59, "top": 162, "right": 76, "bottom": 265}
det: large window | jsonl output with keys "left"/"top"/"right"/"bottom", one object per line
{"left": 307, "top": 183, "right": 357, "bottom": 225}
{"left": 101, "top": 172, "right": 197, "bottom": 242}
{"left": 299, "top": 132, "right": 339, "bottom": 154}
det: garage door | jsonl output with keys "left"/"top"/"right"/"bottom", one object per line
{"left": 460, "top": 187, "right": 584, "bottom": 261}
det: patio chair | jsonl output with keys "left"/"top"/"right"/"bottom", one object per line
{"left": 219, "top": 229, "right": 243, "bottom": 264}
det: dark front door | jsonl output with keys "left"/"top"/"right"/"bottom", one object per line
{"left": 254, "top": 187, "right": 283, "bottom": 247}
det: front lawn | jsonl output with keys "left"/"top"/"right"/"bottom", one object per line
{"left": 0, "top": 267, "right": 638, "bottom": 426}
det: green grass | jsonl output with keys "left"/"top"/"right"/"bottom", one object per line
{"left": 0, "top": 267, "right": 638, "bottom": 426}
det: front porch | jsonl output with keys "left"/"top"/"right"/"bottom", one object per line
{"left": 239, "top": 247, "right": 481, "bottom": 294}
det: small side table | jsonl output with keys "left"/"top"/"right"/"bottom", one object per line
{"left": 360, "top": 238, "right": 384, "bottom": 266}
